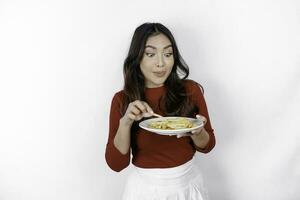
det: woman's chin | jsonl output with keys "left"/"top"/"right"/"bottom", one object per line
{"left": 146, "top": 81, "right": 164, "bottom": 88}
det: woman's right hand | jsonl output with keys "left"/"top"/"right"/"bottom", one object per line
{"left": 120, "top": 100, "right": 154, "bottom": 126}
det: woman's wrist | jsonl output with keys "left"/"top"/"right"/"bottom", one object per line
{"left": 119, "top": 117, "right": 133, "bottom": 128}
{"left": 191, "top": 128, "right": 210, "bottom": 149}
{"left": 114, "top": 118, "right": 132, "bottom": 155}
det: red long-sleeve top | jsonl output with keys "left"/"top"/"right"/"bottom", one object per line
{"left": 105, "top": 80, "right": 216, "bottom": 172}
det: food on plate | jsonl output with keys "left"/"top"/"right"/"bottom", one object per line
{"left": 148, "top": 117, "right": 194, "bottom": 130}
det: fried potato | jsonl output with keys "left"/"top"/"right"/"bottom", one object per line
{"left": 148, "top": 118, "right": 194, "bottom": 130}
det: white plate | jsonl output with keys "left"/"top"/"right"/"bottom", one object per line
{"left": 139, "top": 117, "right": 204, "bottom": 136}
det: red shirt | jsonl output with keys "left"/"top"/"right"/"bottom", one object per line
{"left": 105, "top": 80, "right": 216, "bottom": 172}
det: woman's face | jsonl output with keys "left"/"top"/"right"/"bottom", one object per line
{"left": 140, "top": 33, "right": 174, "bottom": 88}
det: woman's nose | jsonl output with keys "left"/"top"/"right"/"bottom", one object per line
{"left": 156, "top": 54, "right": 165, "bottom": 67}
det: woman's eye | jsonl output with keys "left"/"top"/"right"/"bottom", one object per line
{"left": 145, "top": 53, "right": 155, "bottom": 57}
{"left": 164, "top": 53, "right": 173, "bottom": 57}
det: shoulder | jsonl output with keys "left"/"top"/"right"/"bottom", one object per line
{"left": 111, "top": 90, "right": 125, "bottom": 105}
{"left": 183, "top": 79, "right": 204, "bottom": 95}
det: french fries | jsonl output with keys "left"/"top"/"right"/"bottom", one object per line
{"left": 148, "top": 118, "right": 194, "bottom": 130}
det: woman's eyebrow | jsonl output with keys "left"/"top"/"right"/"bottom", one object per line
{"left": 145, "top": 44, "right": 172, "bottom": 49}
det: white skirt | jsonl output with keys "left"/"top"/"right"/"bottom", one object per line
{"left": 122, "top": 157, "right": 209, "bottom": 200}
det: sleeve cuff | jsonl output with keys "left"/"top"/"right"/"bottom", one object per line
{"left": 105, "top": 142, "right": 130, "bottom": 172}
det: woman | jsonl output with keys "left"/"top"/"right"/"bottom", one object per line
{"left": 105, "top": 22, "right": 216, "bottom": 200}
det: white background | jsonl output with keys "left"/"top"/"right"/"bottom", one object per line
{"left": 0, "top": 0, "right": 299, "bottom": 199}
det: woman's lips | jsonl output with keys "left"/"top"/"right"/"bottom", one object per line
{"left": 153, "top": 71, "right": 166, "bottom": 77}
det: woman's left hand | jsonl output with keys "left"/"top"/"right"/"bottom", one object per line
{"left": 176, "top": 115, "right": 207, "bottom": 138}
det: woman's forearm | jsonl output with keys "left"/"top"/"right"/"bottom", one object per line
{"left": 113, "top": 119, "right": 132, "bottom": 155}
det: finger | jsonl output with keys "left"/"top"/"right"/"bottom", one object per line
{"left": 127, "top": 113, "right": 136, "bottom": 121}
{"left": 141, "top": 102, "right": 154, "bottom": 114}
{"left": 133, "top": 101, "right": 147, "bottom": 113}
{"left": 177, "top": 133, "right": 191, "bottom": 138}
{"left": 203, "top": 118, "right": 207, "bottom": 125}
{"left": 135, "top": 114, "right": 143, "bottom": 121}
{"left": 191, "top": 129, "right": 202, "bottom": 135}
{"left": 142, "top": 112, "right": 153, "bottom": 118}
{"left": 196, "top": 114, "right": 207, "bottom": 125}
{"left": 129, "top": 111, "right": 144, "bottom": 121}
{"left": 185, "top": 132, "right": 193, "bottom": 136}
{"left": 140, "top": 102, "right": 154, "bottom": 118}
{"left": 196, "top": 114, "right": 204, "bottom": 119}
{"left": 191, "top": 129, "right": 201, "bottom": 135}
{"left": 130, "top": 106, "right": 142, "bottom": 115}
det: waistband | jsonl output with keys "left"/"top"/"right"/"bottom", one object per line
{"left": 133, "top": 158, "right": 196, "bottom": 186}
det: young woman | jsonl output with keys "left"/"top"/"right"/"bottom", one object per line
{"left": 105, "top": 22, "right": 216, "bottom": 200}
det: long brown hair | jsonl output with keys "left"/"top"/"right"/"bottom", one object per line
{"left": 122, "top": 22, "right": 203, "bottom": 117}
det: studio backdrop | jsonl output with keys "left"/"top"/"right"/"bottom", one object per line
{"left": 0, "top": 0, "right": 299, "bottom": 200}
